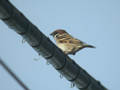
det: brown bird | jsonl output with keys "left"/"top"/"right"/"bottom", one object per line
{"left": 50, "top": 29, "right": 95, "bottom": 55}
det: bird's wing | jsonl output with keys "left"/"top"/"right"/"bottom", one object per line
{"left": 69, "top": 38, "right": 84, "bottom": 45}
{"left": 57, "top": 33, "right": 72, "bottom": 43}
{"left": 57, "top": 33, "right": 84, "bottom": 45}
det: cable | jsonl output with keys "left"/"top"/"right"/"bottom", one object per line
{"left": 0, "top": 58, "right": 29, "bottom": 90}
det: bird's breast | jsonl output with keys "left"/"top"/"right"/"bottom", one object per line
{"left": 57, "top": 42, "right": 75, "bottom": 53}
{"left": 57, "top": 43, "right": 67, "bottom": 51}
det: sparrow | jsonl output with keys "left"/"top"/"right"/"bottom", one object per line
{"left": 50, "top": 29, "right": 95, "bottom": 55}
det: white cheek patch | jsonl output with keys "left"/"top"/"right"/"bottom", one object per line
{"left": 54, "top": 34, "right": 58, "bottom": 38}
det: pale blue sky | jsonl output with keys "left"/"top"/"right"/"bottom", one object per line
{"left": 0, "top": 0, "right": 120, "bottom": 90}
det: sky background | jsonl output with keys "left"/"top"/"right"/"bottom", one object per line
{"left": 0, "top": 0, "right": 120, "bottom": 90}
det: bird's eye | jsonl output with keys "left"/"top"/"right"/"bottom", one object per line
{"left": 55, "top": 32, "right": 58, "bottom": 35}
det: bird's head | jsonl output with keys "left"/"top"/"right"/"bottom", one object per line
{"left": 50, "top": 29, "right": 67, "bottom": 37}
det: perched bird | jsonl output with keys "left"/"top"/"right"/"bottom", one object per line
{"left": 50, "top": 29, "right": 95, "bottom": 55}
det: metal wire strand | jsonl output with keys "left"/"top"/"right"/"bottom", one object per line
{"left": 0, "top": 58, "right": 29, "bottom": 90}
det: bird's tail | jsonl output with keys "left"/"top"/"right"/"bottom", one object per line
{"left": 83, "top": 44, "right": 96, "bottom": 48}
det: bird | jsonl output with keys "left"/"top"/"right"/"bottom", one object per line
{"left": 50, "top": 29, "right": 95, "bottom": 55}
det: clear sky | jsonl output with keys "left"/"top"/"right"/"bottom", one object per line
{"left": 0, "top": 0, "right": 120, "bottom": 90}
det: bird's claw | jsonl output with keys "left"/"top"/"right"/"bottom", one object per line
{"left": 70, "top": 82, "right": 75, "bottom": 88}
{"left": 22, "top": 38, "right": 26, "bottom": 44}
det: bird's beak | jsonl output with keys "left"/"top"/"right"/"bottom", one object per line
{"left": 50, "top": 33, "right": 53, "bottom": 36}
